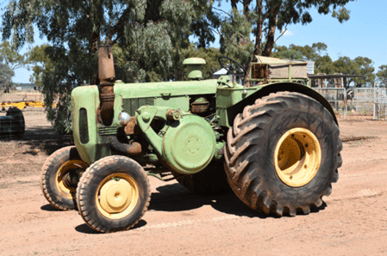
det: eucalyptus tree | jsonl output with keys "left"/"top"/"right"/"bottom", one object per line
{"left": 0, "top": 56, "right": 14, "bottom": 92}
{"left": 217, "top": 0, "right": 353, "bottom": 60}
{"left": 377, "top": 65, "right": 387, "bottom": 87}
{"left": 1, "top": 0, "right": 210, "bottom": 132}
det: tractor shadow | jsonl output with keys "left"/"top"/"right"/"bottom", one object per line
{"left": 149, "top": 183, "right": 327, "bottom": 218}
{"left": 75, "top": 220, "right": 147, "bottom": 234}
{"left": 22, "top": 126, "right": 73, "bottom": 155}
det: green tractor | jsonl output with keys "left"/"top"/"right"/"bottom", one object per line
{"left": 41, "top": 46, "right": 342, "bottom": 233}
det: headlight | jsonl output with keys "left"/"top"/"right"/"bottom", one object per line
{"left": 118, "top": 111, "right": 130, "bottom": 126}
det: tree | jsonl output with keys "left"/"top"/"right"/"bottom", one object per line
{"left": 2, "top": 0, "right": 209, "bottom": 132}
{"left": 333, "top": 56, "right": 375, "bottom": 87}
{"left": 0, "top": 41, "right": 26, "bottom": 70}
{"left": 376, "top": 65, "right": 387, "bottom": 87}
{"left": 0, "top": 56, "right": 14, "bottom": 92}
{"left": 182, "top": 44, "right": 222, "bottom": 79}
{"left": 219, "top": 8, "right": 254, "bottom": 69}
{"left": 271, "top": 42, "right": 333, "bottom": 74}
{"left": 0, "top": 41, "right": 26, "bottom": 92}
{"left": 217, "top": 0, "right": 353, "bottom": 59}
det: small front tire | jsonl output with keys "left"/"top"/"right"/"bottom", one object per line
{"left": 41, "top": 146, "right": 89, "bottom": 210}
{"left": 76, "top": 156, "right": 151, "bottom": 233}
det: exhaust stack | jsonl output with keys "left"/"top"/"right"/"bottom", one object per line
{"left": 98, "top": 45, "right": 115, "bottom": 126}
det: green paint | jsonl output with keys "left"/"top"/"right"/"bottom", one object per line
{"left": 136, "top": 105, "right": 215, "bottom": 174}
{"left": 71, "top": 86, "right": 100, "bottom": 164}
{"left": 71, "top": 60, "right": 335, "bottom": 171}
{"left": 183, "top": 57, "right": 206, "bottom": 80}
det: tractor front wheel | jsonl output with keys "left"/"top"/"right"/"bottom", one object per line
{"left": 224, "top": 92, "right": 342, "bottom": 216}
{"left": 76, "top": 156, "right": 151, "bottom": 233}
{"left": 41, "top": 146, "right": 88, "bottom": 210}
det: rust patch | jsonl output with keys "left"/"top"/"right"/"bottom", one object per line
{"left": 124, "top": 117, "right": 142, "bottom": 135}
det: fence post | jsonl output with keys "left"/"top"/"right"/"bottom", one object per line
{"left": 373, "top": 87, "right": 376, "bottom": 120}
{"left": 343, "top": 87, "right": 347, "bottom": 119}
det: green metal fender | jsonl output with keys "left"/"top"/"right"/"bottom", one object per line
{"left": 226, "top": 83, "right": 338, "bottom": 127}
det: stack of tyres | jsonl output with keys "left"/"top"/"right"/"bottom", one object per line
{"left": 0, "top": 107, "right": 25, "bottom": 140}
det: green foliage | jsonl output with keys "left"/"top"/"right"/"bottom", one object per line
{"left": 2, "top": 0, "right": 209, "bottom": 133}
{"left": 272, "top": 42, "right": 334, "bottom": 74}
{"left": 333, "top": 56, "right": 375, "bottom": 87}
{"left": 182, "top": 44, "right": 222, "bottom": 79}
{"left": 376, "top": 65, "right": 387, "bottom": 87}
{"left": 273, "top": 43, "right": 376, "bottom": 87}
{"left": 0, "top": 41, "right": 26, "bottom": 70}
{"left": 217, "top": 0, "right": 354, "bottom": 57}
{"left": 272, "top": 43, "right": 328, "bottom": 61}
{"left": 219, "top": 9, "right": 254, "bottom": 69}
{"left": 0, "top": 56, "right": 14, "bottom": 89}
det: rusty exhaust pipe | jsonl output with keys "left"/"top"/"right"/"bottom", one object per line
{"left": 98, "top": 45, "right": 115, "bottom": 126}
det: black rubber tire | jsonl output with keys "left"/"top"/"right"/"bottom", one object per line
{"left": 224, "top": 92, "right": 342, "bottom": 216}
{"left": 6, "top": 107, "right": 25, "bottom": 139}
{"left": 76, "top": 156, "right": 151, "bottom": 233}
{"left": 41, "top": 146, "right": 88, "bottom": 210}
{"left": 173, "top": 160, "right": 231, "bottom": 195}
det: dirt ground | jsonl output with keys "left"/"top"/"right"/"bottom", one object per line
{"left": 1, "top": 95, "right": 387, "bottom": 255}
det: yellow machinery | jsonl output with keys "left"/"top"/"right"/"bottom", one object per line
{"left": 0, "top": 100, "right": 56, "bottom": 111}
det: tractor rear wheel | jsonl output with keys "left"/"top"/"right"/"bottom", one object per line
{"left": 41, "top": 146, "right": 88, "bottom": 210}
{"left": 76, "top": 156, "right": 151, "bottom": 233}
{"left": 224, "top": 92, "right": 342, "bottom": 216}
{"left": 173, "top": 160, "right": 231, "bottom": 194}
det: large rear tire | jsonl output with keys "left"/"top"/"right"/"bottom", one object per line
{"left": 41, "top": 146, "right": 89, "bottom": 210}
{"left": 173, "top": 160, "right": 231, "bottom": 195}
{"left": 76, "top": 156, "right": 151, "bottom": 233}
{"left": 224, "top": 92, "right": 342, "bottom": 216}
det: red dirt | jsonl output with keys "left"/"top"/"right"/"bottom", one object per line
{"left": 1, "top": 105, "right": 387, "bottom": 255}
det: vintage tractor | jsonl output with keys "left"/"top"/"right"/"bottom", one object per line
{"left": 41, "top": 46, "right": 342, "bottom": 233}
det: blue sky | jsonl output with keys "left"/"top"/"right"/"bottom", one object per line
{"left": 3, "top": 0, "right": 387, "bottom": 83}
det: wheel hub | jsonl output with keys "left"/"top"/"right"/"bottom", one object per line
{"left": 99, "top": 179, "right": 133, "bottom": 213}
{"left": 56, "top": 160, "right": 88, "bottom": 197}
{"left": 274, "top": 128, "right": 321, "bottom": 187}
{"left": 96, "top": 173, "right": 140, "bottom": 219}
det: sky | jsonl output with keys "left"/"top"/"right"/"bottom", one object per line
{"left": 2, "top": 0, "right": 387, "bottom": 83}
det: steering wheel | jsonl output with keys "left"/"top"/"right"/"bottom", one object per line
{"left": 218, "top": 56, "right": 247, "bottom": 78}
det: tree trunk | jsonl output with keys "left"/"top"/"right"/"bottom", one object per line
{"left": 253, "top": 0, "right": 263, "bottom": 57}
{"left": 243, "top": 0, "right": 252, "bottom": 18}
{"left": 262, "top": 8, "right": 279, "bottom": 57}
{"left": 231, "top": 0, "right": 237, "bottom": 9}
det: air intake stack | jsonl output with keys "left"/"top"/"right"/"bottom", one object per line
{"left": 183, "top": 58, "right": 206, "bottom": 80}
{"left": 98, "top": 45, "right": 115, "bottom": 126}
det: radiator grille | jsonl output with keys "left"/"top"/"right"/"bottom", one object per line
{"left": 122, "top": 98, "right": 154, "bottom": 116}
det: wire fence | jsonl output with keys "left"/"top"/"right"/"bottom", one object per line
{"left": 314, "top": 87, "right": 387, "bottom": 119}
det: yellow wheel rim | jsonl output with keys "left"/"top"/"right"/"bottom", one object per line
{"left": 96, "top": 173, "right": 139, "bottom": 219}
{"left": 56, "top": 160, "right": 88, "bottom": 198}
{"left": 274, "top": 128, "right": 321, "bottom": 187}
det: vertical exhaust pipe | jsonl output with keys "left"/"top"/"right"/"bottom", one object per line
{"left": 98, "top": 45, "right": 115, "bottom": 126}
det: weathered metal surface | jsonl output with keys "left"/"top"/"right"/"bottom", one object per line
{"left": 109, "top": 136, "right": 142, "bottom": 156}
{"left": 70, "top": 49, "right": 338, "bottom": 169}
{"left": 122, "top": 98, "right": 154, "bottom": 116}
{"left": 135, "top": 106, "right": 216, "bottom": 174}
{"left": 71, "top": 85, "right": 100, "bottom": 164}
{"left": 183, "top": 57, "right": 206, "bottom": 80}
{"left": 98, "top": 45, "right": 115, "bottom": 126}
{"left": 124, "top": 117, "right": 141, "bottom": 135}
{"left": 191, "top": 97, "right": 209, "bottom": 113}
